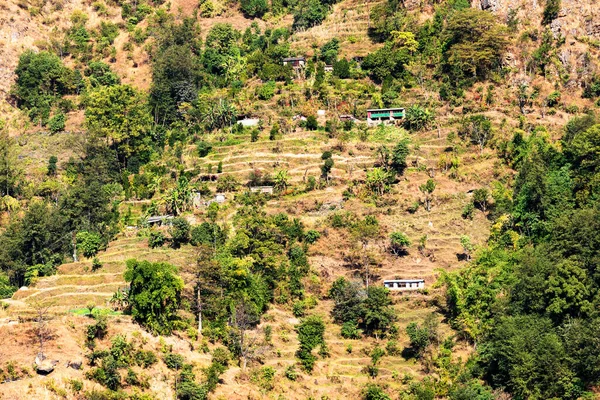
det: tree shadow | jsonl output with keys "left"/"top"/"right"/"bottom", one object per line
{"left": 456, "top": 253, "right": 469, "bottom": 262}
{"left": 401, "top": 346, "right": 418, "bottom": 361}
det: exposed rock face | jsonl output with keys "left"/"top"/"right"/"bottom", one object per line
{"left": 68, "top": 360, "right": 83, "bottom": 370}
{"left": 585, "top": 19, "right": 600, "bottom": 38}
{"left": 35, "top": 355, "right": 58, "bottom": 375}
{"left": 480, "top": 0, "right": 499, "bottom": 12}
{"left": 550, "top": 18, "right": 563, "bottom": 38}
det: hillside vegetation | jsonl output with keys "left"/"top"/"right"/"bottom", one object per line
{"left": 1, "top": 0, "right": 600, "bottom": 398}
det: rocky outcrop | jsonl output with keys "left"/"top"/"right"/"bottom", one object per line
{"left": 35, "top": 355, "right": 58, "bottom": 375}
{"left": 68, "top": 360, "right": 83, "bottom": 370}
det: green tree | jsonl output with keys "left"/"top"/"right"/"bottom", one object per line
{"left": 149, "top": 18, "right": 202, "bottom": 125}
{"left": 292, "top": 0, "right": 328, "bottom": 31}
{"left": 362, "top": 384, "right": 391, "bottom": 400}
{"left": 442, "top": 9, "right": 508, "bottom": 84}
{"left": 419, "top": 179, "right": 436, "bottom": 211}
{"left": 190, "top": 222, "right": 225, "bottom": 248}
{"left": 404, "top": 105, "right": 434, "bottom": 131}
{"left": 481, "top": 315, "right": 581, "bottom": 399}
{"left": 460, "top": 235, "right": 474, "bottom": 261}
{"left": 329, "top": 277, "right": 365, "bottom": 324}
{"left": 321, "top": 151, "right": 334, "bottom": 182}
{"left": 406, "top": 314, "right": 438, "bottom": 358}
{"left": 0, "top": 123, "right": 22, "bottom": 197}
{"left": 85, "top": 84, "right": 153, "bottom": 166}
{"left": 542, "top": 0, "right": 561, "bottom": 25}
{"left": 459, "top": 115, "right": 492, "bottom": 154}
{"left": 391, "top": 138, "right": 410, "bottom": 175}
{"left": 361, "top": 43, "right": 410, "bottom": 84}
{"left": 389, "top": 232, "right": 411, "bottom": 255}
{"left": 0, "top": 272, "right": 16, "bottom": 298}
{"left": 565, "top": 124, "right": 600, "bottom": 198}
{"left": 164, "top": 176, "right": 192, "bottom": 216}
{"left": 257, "top": 81, "right": 276, "bottom": 100}
{"left": 76, "top": 231, "right": 103, "bottom": 258}
{"left": 273, "top": 170, "right": 290, "bottom": 192}
{"left": 306, "top": 115, "right": 318, "bottom": 130}
{"left": 124, "top": 259, "right": 184, "bottom": 335}
{"left": 11, "top": 50, "right": 73, "bottom": 123}
{"left": 320, "top": 38, "right": 340, "bottom": 64}
{"left": 47, "top": 156, "right": 58, "bottom": 176}
{"left": 269, "top": 122, "right": 280, "bottom": 140}
{"left": 0, "top": 201, "right": 70, "bottom": 287}
{"left": 192, "top": 97, "right": 237, "bottom": 131}
{"left": 48, "top": 113, "right": 66, "bottom": 133}
{"left": 366, "top": 167, "right": 392, "bottom": 196}
{"left": 472, "top": 187, "right": 489, "bottom": 211}
{"left": 170, "top": 217, "right": 191, "bottom": 248}
{"left": 148, "top": 231, "right": 165, "bottom": 248}
{"left": 241, "top": 0, "right": 268, "bottom": 17}
{"left": 295, "top": 315, "right": 327, "bottom": 372}
{"left": 85, "top": 61, "right": 121, "bottom": 87}
{"left": 360, "top": 286, "right": 395, "bottom": 338}
{"left": 333, "top": 58, "right": 350, "bottom": 79}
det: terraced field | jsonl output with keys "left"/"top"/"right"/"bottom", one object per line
{"left": 12, "top": 235, "right": 197, "bottom": 309}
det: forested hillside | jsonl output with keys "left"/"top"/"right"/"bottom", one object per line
{"left": 0, "top": 0, "right": 600, "bottom": 398}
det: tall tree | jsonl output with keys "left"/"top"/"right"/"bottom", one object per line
{"left": 0, "top": 122, "right": 21, "bottom": 197}
{"left": 85, "top": 84, "right": 153, "bottom": 166}
{"left": 11, "top": 50, "right": 73, "bottom": 123}
{"left": 124, "top": 259, "right": 184, "bottom": 335}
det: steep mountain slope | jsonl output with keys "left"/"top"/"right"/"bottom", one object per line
{"left": 1, "top": 0, "right": 600, "bottom": 398}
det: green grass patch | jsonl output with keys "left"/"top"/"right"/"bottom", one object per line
{"left": 69, "top": 307, "right": 122, "bottom": 317}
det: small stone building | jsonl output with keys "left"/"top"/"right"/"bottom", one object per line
{"left": 249, "top": 186, "right": 274, "bottom": 194}
{"left": 383, "top": 279, "right": 425, "bottom": 291}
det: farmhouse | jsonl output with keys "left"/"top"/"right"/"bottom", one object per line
{"left": 146, "top": 215, "right": 173, "bottom": 226}
{"left": 367, "top": 107, "right": 405, "bottom": 127}
{"left": 282, "top": 56, "right": 306, "bottom": 68}
{"left": 249, "top": 186, "right": 274, "bottom": 194}
{"left": 237, "top": 117, "right": 260, "bottom": 127}
{"left": 383, "top": 279, "right": 425, "bottom": 291}
{"left": 339, "top": 114, "right": 359, "bottom": 123}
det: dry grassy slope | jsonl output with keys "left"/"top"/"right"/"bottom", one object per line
{"left": 2, "top": 0, "right": 600, "bottom": 398}
{"left": 0, "top": 308, "right": 210, "bottom": 400}
{"left": 2, "top": 118, "right": 501, "bottom": 399}
{"left": 2, "top": 0, "right": 599, "bottom": 135}
{"left": 11, "top": 232, "right": 197, "bottom": 308}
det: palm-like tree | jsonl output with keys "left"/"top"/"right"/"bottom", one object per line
{"left": 163, "top": 177, "right": 192, "bottom": 215}
{"left": 273, "top": 170, "right": 290, "bottom": 192}
{"left": 366, "top": 168, "right": 391, "bottom": 196}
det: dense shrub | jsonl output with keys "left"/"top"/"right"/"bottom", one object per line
{"left": 163, "top": 352, "right": 185, "bottom": 370}
{"left": 76, "top": 231, "right": 103, "bottom": 258}
{"left": 48, "top": 113, "right": 66, "bottom": 133}
{"left": 124, "top": 259, "right": 184, "bottom": 335}
{"left": 12, "top": 50, "right": 74, "bottom": 123}
{"left": 148, "top": 231, "right": 166, "bottom": 248}
{"left": 170, "top": 217, "right": 190, "bottom": 248}
{"left": 295, "top": 315, "right": 327, "bottom": 372}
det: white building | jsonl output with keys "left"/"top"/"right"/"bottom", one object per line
{"left": 214, "top": 193, "right": 226, "bottom": 203}
{"left": 237, "top": 118, "right": 260, "bottom": 127}
{"left": 249, "top": 186, "right": 274, "bottom": 194}
{"left": 367, "top": 108, "right": 406, "bottom": 127}
{"left": 282, "top": 57, "right": 306, "bottom": 68}
{"left": 383, "top": 279, "right": 425, "bottom": 291}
